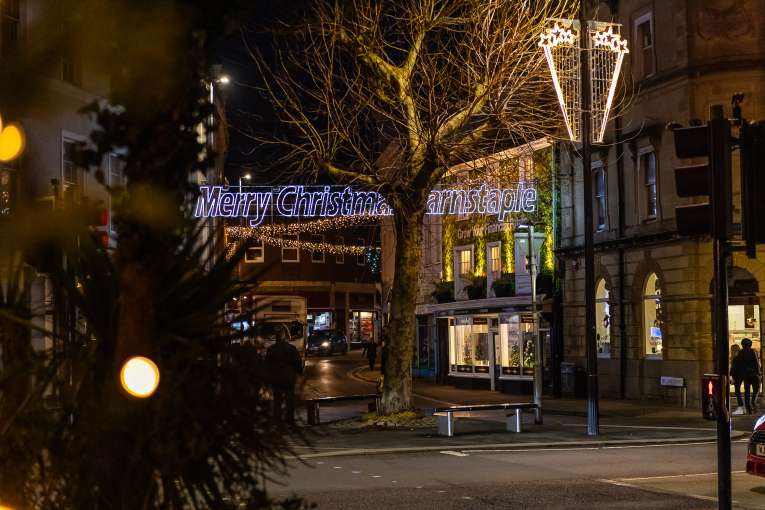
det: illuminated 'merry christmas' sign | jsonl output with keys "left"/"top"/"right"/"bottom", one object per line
{"left": 194, "top": 183, "right": 536, "bottom": 227}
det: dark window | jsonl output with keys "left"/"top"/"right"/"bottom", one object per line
{"left": 245, "top": 240, "right": 264, "bottom": 263}
{"left": 335, "top": 236, "right": 345, "bottom": 264}
{"left": 635, "top": 16, "right": 655, "bottom": 78}
{"left": 63, "top": 140, "right": 83, "bottom": 203}
{"left": 640, "top": 150, "right": 657, "bottom": 219}
{"left": 356, "top": 238, "right": 365, "bottom": 266}
{"left": 61, "top": 49, "right": 82, "bottom": 86}
{"left": 594, "top": 165, "right": 607, "bottom": 230}
{"left": 311, "top": 234, "right": 325, "bottom": 263}
{"left": 282, "top": 235, "right": 299, "bottom": 262}
{"left": 1, "top": 0, "right": 20, "bottom": 58}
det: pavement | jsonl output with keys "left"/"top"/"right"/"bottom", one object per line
{"left": 291, "top": 351, "right": 759, "bottom": 459}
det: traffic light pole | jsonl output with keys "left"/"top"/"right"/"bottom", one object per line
{"left": 710, "top": 104, "right": 732, "bottom": 510}
{"left": 580, "top": 4, "right": 599, "bottom": 436}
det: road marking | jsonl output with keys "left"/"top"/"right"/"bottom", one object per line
{"left": 465, "top": 447, "right": 600, "bottom": 453}
{"left": 618, "top": 470, "right": 746, "bottom": 481}
{"left": 416, "top": 486, "right": 423, "bottom": 489}
{"left": 599, "top": 478, "right": 725, "bottom": 504}
{"left": 461, "top": 496, "right": 473, "bottom": 500}
{"left": 465, "top": 441, "right": 720, "bottom": 454}
{"left": 333, "top": 466, "right": 343, "bottom": 469}
{"left": 351, "top": 470, "right": 361, "bottom": 474}
{"left": 371, "top": 475, "right": 382, "bottom": 478}
{"left": 316, "top": 461, "right": 325, "bottom": 465}
{"left": 563, "top": 423, "right": 716, "bottom": 432}
{"left": 440, "top": 450, "right": 470, "bottom": 457}
{"left": 437, "top": 490, "right": 446, "bottom": 493}
{"left": 392, "top": 480, "right": 398, "bottom": 483}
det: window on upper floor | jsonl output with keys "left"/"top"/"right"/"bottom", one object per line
{"left": 489, "top": 243, "right": 501, "bottom": 278}
{"left": 107, "top": 154, "right": 125, "bottom": 235}
{"left": 311, "top": 234, "right": 325, "bottom": 263}
{"left": 356, "top": 238, "right": 365, "bottom": 266}
{"left": 61, "top": 47, "right": 82, "bottom": 86}
{"left": 518, "top": 155, "right": 534, "bottom": 183}
{"left": 1, "top": 0, "right": 20, "bottom": 58}
{"left": 593, "top": 162, "right": 607, "bottom": 231}
{"left": 62, "top": 139, "right": 84, "bottom": 204}
{"left": 639, "top": 149, "right": 658, "bottom": 221}
{"left": 457, "top": 247, "right": 473, "bottom": 277}
{"left": 634, "top": 12, "right": 655, "bottom": 79}
{"left": 282, "top": 235, "right": 299, "bottom": 263}
{"left": 245, "top": 239, "right": 264, "bottom": 263}
{"left": 335, "top": 236, "right": 345, "bottom": 264}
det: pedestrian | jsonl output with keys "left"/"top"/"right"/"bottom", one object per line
{"left": 732, "top": 338, "right": 761, "bottom": 415}
{"left": 730, "top": 344, "right": 744, "bottom": 414}
{"left": 265, "top": 329, "right": 303, "bottom": 424}
{"left": 365, "top": 339, "right": 378, "bottom": 371}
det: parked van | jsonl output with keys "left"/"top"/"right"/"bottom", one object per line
{"left": 250, "top": 295, "right": 307, "bottom": 362}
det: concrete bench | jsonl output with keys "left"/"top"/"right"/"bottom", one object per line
{"left": 305, "top": 393, "right": 381, "bottom": 425}
{"left": 433, "top": 403, "right": 539, "bottom": 437}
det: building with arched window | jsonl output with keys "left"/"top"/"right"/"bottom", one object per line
{"left": 556, "top": 0, "right": 765, "bottom": 403}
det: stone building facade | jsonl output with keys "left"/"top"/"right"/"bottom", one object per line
{"left": 558, "top": 0, "right": 765, "bottom": 403}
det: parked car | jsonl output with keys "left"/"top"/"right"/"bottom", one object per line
{"left": 306, "top": 329, "right": 348, "bottom": 356}
{"left": 746, "top": 414, "right": 765, "bottom": 477}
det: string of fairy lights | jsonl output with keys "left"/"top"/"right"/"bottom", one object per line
{"left": 225, "top": 214, "right": 381, "bottom": 258}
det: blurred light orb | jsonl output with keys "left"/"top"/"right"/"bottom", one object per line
{"left": 120, "top": 356, "right": 160, "bottom": 398}
{"left": 0, "top": 117, "right": 25, "bottom": 162}
{"left": 218, "top": 75, "right": 230, "bottom": 85}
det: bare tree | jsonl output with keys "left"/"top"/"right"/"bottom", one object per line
{"left": 249, "top": 0, "right": 577, "bottom": 413}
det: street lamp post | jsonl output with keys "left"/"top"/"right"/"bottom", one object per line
{"left": 540, "top": 9, "right": 628, "bottom": 437}
{"left": 517, "top": 223, "right": 543, "bottom": 424}
{"left": 579, "top": 1, "right": 599, "bottom": 437}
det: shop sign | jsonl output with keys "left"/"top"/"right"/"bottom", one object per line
{"left": 520, "top": 313, "right": 534, "bottom": 323}
{"left": 194, "top": 182, "right": 537, "bottom": 227}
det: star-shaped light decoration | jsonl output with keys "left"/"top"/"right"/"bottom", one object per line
{"left": 592, "top": 26, "right": 629, "bottom": 54}
{"left": 538, "top": 22, "right": 576, "bottom": 49}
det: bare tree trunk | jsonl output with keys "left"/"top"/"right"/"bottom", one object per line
{"left": 381, "top": 203, "right": 425, "bottom": 414}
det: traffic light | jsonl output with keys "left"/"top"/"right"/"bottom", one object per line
{"left": 741, "top": 121, "right": 765, "bottom": 258}
{"left": 701, "top": 373, "right": 726, "bottom": 420}
{"left": 87, "top": 206, "right": 110, "bottom": 249}
{"left": 671, "top": 105, "right": 732, "bottom": 239}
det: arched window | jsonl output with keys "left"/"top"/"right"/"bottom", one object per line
{"left": 643, "top": 273, "right": 663, "bottom": 357}
{"left": 595, "top": 279, "right": 611, "bottom": 356}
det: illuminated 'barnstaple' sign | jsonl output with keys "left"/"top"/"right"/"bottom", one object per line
{"left": 194, "top": 183, "right": 536, "bottom": 227}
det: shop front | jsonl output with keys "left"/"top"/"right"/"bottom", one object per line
{"left": 417, "top": 296, "right": 550, "bottom": 394}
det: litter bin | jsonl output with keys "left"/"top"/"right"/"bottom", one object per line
{"left": 561, "top": 362, "right": 576, "bottom": 397}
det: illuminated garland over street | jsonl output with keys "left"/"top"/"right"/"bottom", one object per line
{"left": 226, "top": 215, "right": 380, "bottom": 256}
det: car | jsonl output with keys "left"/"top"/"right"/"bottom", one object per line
{"left": 747, "top": 414, "right": 765, "bottom": 477}
{"left": 306, "top": 329, "right": 348, "bottom": 356}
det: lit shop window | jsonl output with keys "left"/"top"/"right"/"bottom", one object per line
{"left": 499, "top": 313, "right": 535, "bottom": 378}
{"left": 311, "top": 234, "right": 325, "bottom": 263}
{"left": 448, "top": 317, "right": 490, "bottom": 375}
{"left": 643, "top": 272, "right": 663, "bottom": 357}
{"left": 596, "top": 278, "right": 611, "bottom": 357}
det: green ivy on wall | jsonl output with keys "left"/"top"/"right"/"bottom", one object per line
{"left": 443, "top": 217, "right": 455, "bottom": 281}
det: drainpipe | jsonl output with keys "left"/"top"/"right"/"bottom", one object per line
{"left": 616, "top": 115, "right": 628, "bottom": 400}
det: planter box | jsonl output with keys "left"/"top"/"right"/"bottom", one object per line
{"left": 466, "top": 285, "right": 485, "bottom": 300}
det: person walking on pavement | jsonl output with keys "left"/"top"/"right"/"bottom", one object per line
{"left": 731, "top": 344, "right": 744, "bottom": 414}
{"left": 365, "top": 339, "right": 378, "bottom": 371}
{"left": 732, "top": 338, "right": 761, "bottom": 415}
{"left": 265, "top": 329, "right": 303, "bottom": 424}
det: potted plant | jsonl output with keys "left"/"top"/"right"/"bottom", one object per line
{"left": 431, "top": 280, "right": 454, "bottom": 303}
{"left": 464, "top": 273, "right": 486, "bottom": 300}
{"left": 491, "top": 272, "right": 515, "bottom": 297}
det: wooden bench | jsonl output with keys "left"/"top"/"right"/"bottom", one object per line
{"left": 433, "top": 403, "right": 539, "bottom": 437}
{"left": 305, "top": 393, "right": 381, "bottom": 425}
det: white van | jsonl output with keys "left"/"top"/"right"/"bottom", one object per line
{"left": 250, "top": 295, "right": 307, "bottom": 361}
